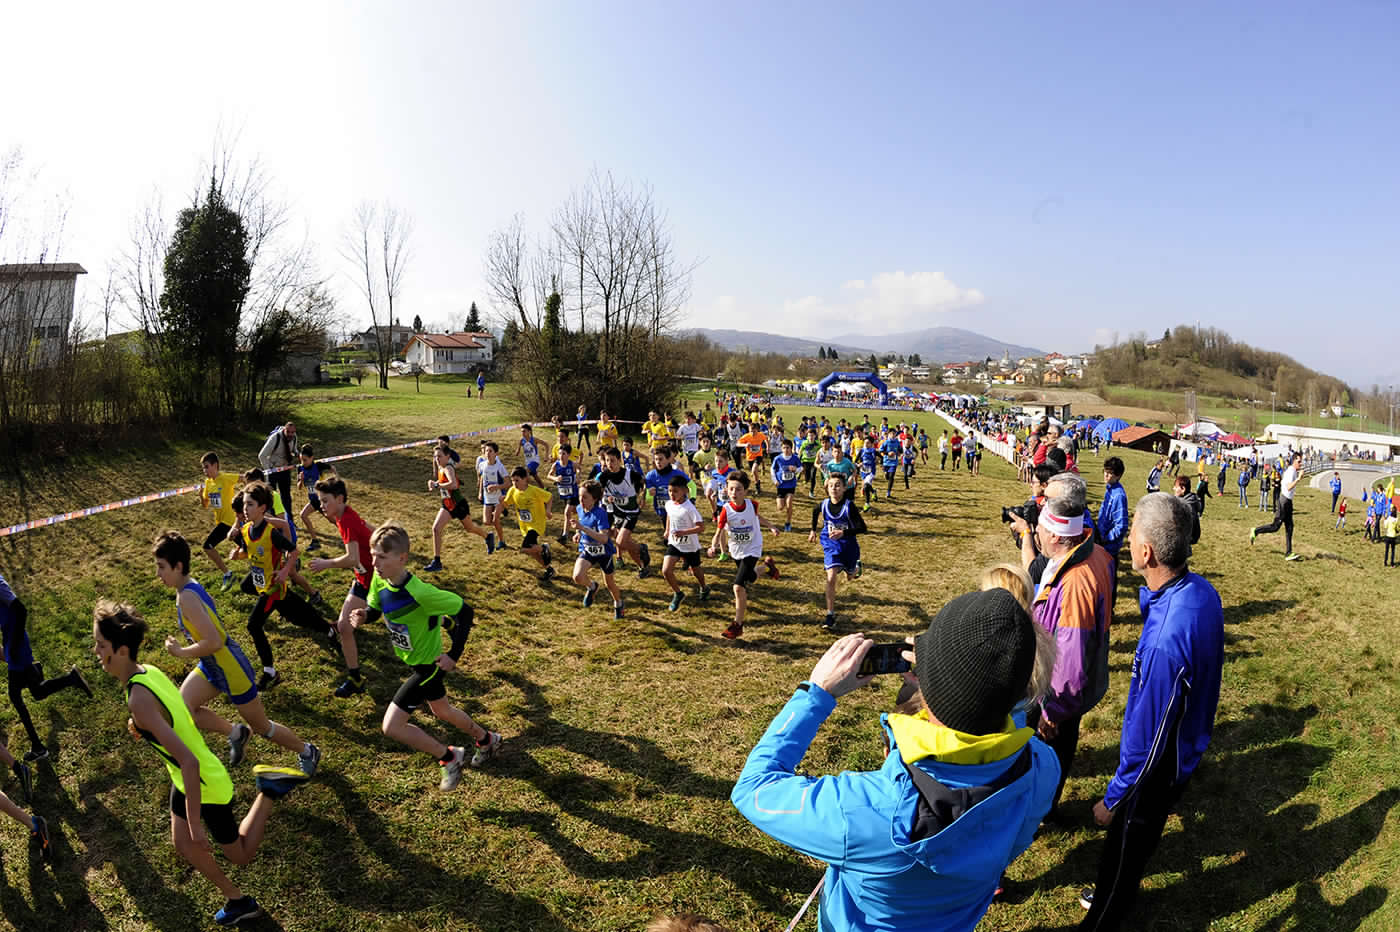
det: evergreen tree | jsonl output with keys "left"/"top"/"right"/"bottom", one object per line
{"left": 817, "top": 346, "right": 826, "bottom": 360}
{"left": 412, "top": 314, "right": 423, "bottom": 333}
{"left": 465, "top": 301, "right": 482, "bottom": 333}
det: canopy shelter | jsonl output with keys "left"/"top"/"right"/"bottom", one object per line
{"left": 1072, "top": 418, "right": 1100, "bottom": 432}
{"left": 1092, "top": 418, "right": 1130, "bottom": 443}
{"left": 1178, "top": 420, "right": 1223, "bottom": 439}
{"left": 1218, "top": 431, "right": 1252, "bottom": 446}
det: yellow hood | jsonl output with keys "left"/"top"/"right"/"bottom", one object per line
{"left": 887, "top": 710, "right": 1032, "bottom": 766}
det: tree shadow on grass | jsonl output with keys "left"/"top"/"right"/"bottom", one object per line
{"left": 1021, "top": 701, "right": 1397, "bottom": 930}
{"left": 471, "top": 670, "right": 813, "bottom": 914}
{"left": 1225, "top": 598, "right": 1299, "bottom": 624}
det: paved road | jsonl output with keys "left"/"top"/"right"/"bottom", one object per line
{"left": 1308, "top": 464, "right": 1400, "bottom": 500}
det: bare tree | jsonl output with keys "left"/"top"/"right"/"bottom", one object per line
{"left": 341, "top": 201, "right": 412, "bottom": 390}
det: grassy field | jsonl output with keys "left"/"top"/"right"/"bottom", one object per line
{"left": 0, "top": 380, "right": 1397, "bottom": 931}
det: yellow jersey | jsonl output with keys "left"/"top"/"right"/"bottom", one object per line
{"left": 203, "top": 473, "right": 239, "bottom": 526}
{"left": 504, "top": 484, "right": 552, "bottom": 536}
{"left": 240, "top": 521, "right": 288, "bottom": 598}
{"left": 597, "top": 420, "right": 620, "bottom": 447}
{"left": 644, "top": 420, "right": 673, "bottom": 450}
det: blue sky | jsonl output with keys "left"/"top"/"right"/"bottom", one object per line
{"left": 3, "top": 1, "right": 1396, "bottom": 386}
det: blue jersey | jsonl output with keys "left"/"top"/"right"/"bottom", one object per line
{"left": 645, "top": 466, "right": 688, "bottom": 514}
{"left": 771, "top": 453, "right": 802, "bottom": 490}
{"left": 552, "top": 459, "right": 578, "bottom": 499}
{"left": 858, "top": 448, "right": 879, "bottom": 477}
{"left": 0, "top": 574, "right": 34, "bottom": 671}
{"left": 622, "top": 451, "right": 643, "bottom": 475}
{"left": 901, "top": 444, "right": 917, "bottom": 465}
{"left": 879, "top": 439, "right": 901, "bottom": 470}
{"left": 819, "top": 499, "right": 861, "bottom": 554}
{"left": 575, "top": 504, "right": 616, "bottom": 557}
{"left": 519, "top": 436, "right": 540, "bottom": 466}
{"left": 298, "top": 462, "right": 324, "bottom": 503}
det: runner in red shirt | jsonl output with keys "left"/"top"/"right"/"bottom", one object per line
{"left": 306, "top": 477, "right": 375, "bottom": 698}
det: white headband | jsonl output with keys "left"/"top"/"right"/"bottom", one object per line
{"left": 1038, "top": 508, "right": 1084, "bottom": 537}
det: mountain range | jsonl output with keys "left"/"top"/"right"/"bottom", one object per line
{"left": 687, "top": 326, "right": 1043, "bottom": 364}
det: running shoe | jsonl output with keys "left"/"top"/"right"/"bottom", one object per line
{"left": 69, "top": 667, "right": 93, "bottom": 698}
{"left": 253, "top": 765, "right": 310, "bottom": 800}
{"left": 228, "top": 723, "right": 252, "bottom": 766}
{"left": 717, "top": 551, "right": 729, "bottom": 562}
{"left": 439, "top": 746, "right": 467, "bottom": 790}
{"left": 721, "top": 622, "right": 744, "bottom": 640}
{"left": 541, "top": 543, "right": 552, "bottom": 565}
{"left": 1078, "top": 887, "right": 1095, "bottom": 910}
{"left": 583, "top": 581, "right": 599, "bottom": 608}
{"left": 13, "top": 761, "right": 32, "bottom": 803}
{"left": 496, "top": 537, "right": 510, "bottom": 550}
{"left": 309, "top": 591, "right": 328, "bottom": 611}
{"left": 853, "top": 560, "right": 863, "bottom": 579}
{"left": 423, "top": 557, "right": 444, "bottom": 572}
{"left": 542, "top": 566, "right": 556, "bottom": 581}
{"left": 470, "top": 732, "right": 503, "bottom": 767}
{"left": 557, "top": 533, "right": 569, "bottom": 545}
{"left": 764, "top": 556, "right": 780, "bottom": 579}
{"left": 1285, "top": 552, "right": 1301, "bottom": 561}
{"left": 669, "top": 592, "right": 684, "bottom": 612}
{"left": 822, "top": 612, "right": 837, "bottom": 631}
{"left": 256, "top": 670, "right": 281, "bottom": 692}
{"left": 220, "top": 571, "right": 234, "bottom": 591}
{"left": 639, "top": 543, "right": 652, "bottom": 577}
{"left": 334, "top": 676, "right": 364, "bottom": 699}
{"left": 214, "top": 896, "right": 263, "bottom": 926}
{"left": 485, "top": 532, "right": 496, "bottom": 554}
{"left": 23, "top": 747, "right": 48, "bottom": 763}
{"left": 784, "top": 523, "right": 792, "bottom": 533}
{"left": 298, "top": 742, "right": 322, "bottom": 777}
{"left": 699, "top": 584, "right": 711, "bottom": 601}
{"left": 30, "top": 815, "right": 50, "bottom": 864}
{"left": 613, "top": 600, "right": 624, "bottom": 620}
{"left": 305, "top": 539, "right": 320, "bottom": 552}
{"left": 1249, "top": 529, "right": 1257, "bottom": 545}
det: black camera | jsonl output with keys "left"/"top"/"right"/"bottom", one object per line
{"left": 1001, "top": 502, "right": 1040, "bottom": 547}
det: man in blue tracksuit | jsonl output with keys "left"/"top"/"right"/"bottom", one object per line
{"left": 1096, "top": 456, "right": 1130, "bottom": 606}
{"left": 732, "top": 589, "right": 1059, "bottom": 932}
{"left": 1329, "top": 472, "right": 1343, "bottom": 514}
{"left": 1079, "top": 493, "right": 1224, "bottom": 929}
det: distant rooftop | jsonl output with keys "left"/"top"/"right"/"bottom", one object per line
{"left": 0, "top": 263, "right": 87, "bottom": 277}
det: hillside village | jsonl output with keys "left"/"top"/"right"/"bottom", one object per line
{"left": 788, "top": 348, "right": 1090, "bottom": 387}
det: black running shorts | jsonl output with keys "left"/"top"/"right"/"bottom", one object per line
{"left": 170, "top": 786, "right": 240, "bottom": 846}
{"left": 392, "top": 663, "right": 448, "bottom": 712}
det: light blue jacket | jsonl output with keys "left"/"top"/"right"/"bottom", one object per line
{"left": 1097, "top": 482, "right": 1129, "bottom": 554}
{"left": 732, "top": 684, "right": 1058, "bottom": 932}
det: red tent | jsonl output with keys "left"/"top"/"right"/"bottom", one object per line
{"left": 1218, "top": 432, "right": 1252, "bottom": 446}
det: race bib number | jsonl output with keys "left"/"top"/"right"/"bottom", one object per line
{"left": 783, "top": 467, "right": 797, "bottom": 480}
{"left": 251, "top": 567, "right": 266, "bottom": 590}
{"left": 731, "top": 529, "right": 752, "bottom": 544}
{"left": 559, "top": 484, "right": 574, "bottom": 498}
{"left": 386, "top": 622, "right": 413, "bottom": 652}
{"left": 209, "top": 492, "right": 222, "bottom": 510}
{"left": 584, "top": 541, "right": 606, "bottom": 556}
{"left": 519, "top": 508, "right": 532, "bottom": 523}
{"left": 603, "top": 493, "right": 618, "bottom": 506}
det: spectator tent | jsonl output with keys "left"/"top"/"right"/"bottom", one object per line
{"left": 1092, "top": 418, "right": 1130, "bottom": 443}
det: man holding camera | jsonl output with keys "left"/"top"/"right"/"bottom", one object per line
{"left": 731, "top": 591, "right": 1059, "bottom": 932}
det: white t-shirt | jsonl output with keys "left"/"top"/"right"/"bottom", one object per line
{"left": 676, "top": 422, "right": 702, "bottom": 453}
{"left": 938, "top": 436, "right": 949, "bottom": 453}
{"left": 1281, "top": 465, "right": 1299, "bottom": 500}
{"left": 664, "top": 499, "right": 704, "bottom": 552}
{"left": 717, "top": 499, "right": 763, "bottom": 559}
{"left": 479, "top": 459, "right": 509, "bottom": 505}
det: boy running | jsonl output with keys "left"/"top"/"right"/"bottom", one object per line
{"left": 901, "top": 435, "right": 918, "bottom": 489}
{"left": 93, "top": 601, "right": 309, "bottom": 926}
{"left": 544, "top": 443, "right": 579, "bottom": 545}
{"left": 230, "top": 483, "right": 338, "bottom": 691}
{"left": 879, "top": 432, "right": 902, "bottom": 499}
{"left": 153, "top": 532, "right": 321, "bottom": 774}
{"left": 519, "top": 424, "right": 545, "bottom": 488}
{"left": 477, "top": 441, "right": 510, "bottom": 551}
{"left": 770, "top": 438, "right": 802, "bottom": 532}
{"left": 567, "top": 481, "right": 625, "bottom": 619}
{"left": 0, "top": 571, "right": 92, "bottom": 761}
{"left": 599, "top": 446, "right": 651, "bottom": 574}
{"left": 306, "top": 477, "right": 376, "bottom": 698}
{"left": 503, "top": 467, "right": 555, "bottom": 580}
{"left": 707, "top": 470, "right": 781, "bottom": 640}
{"left": 348, "top": 524, "right": 502, "bottom": 790}
{"left": 676, "top": 412, "right": 703, "bottom": 471}
{"left": 857, "top": 436, "right": 879, "bottom": 511}
{"left": 426, "top": 442, "right": 492, "bottom": 571}
{"left": 294, "top": 445, "right": 333, "bottom": 551}
{"left": 200, "top": 452, "right": 240, "bottom": 590}
{"left": 737, "top": 423, "right": 769, "bottom": 494}
{"left": 798, "top": 428, "right": 821, "bottom": 496}
{"left": 644, "top": 447, "right": 689, "bottom": 547}
{"left": 661, "top": 474, "right": 710, "bottom": 611}
{"left": 809, "top": 474, "right": 866, "bottom": 630}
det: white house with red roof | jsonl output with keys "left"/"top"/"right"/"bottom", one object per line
{"left": 403, "top": 331, "right": 494, "bottom": 374}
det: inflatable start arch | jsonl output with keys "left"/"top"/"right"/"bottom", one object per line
{"left": 815, "top": 371, "right": 890, "bottom": 406}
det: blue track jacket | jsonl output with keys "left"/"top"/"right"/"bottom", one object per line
{"left": 732, "top": 684, "right": 1059, "bottom": 932}
{"left": 1096, "top": 483, "right": 1129, "bottom": 554}
{"left": 1104, "top": 572, "right": 1224, "bottom": 809}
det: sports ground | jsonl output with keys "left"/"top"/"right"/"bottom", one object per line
{"left": 0, "top": 379, "right": 1396, "bottom": 931}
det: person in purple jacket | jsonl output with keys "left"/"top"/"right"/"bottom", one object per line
{"left": 1078, "top": 493, "right": 1224, "bottom": 928}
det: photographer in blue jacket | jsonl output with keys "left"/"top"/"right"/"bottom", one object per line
{"left": 731, "top": 589, "right": 1059, "bottom": 932}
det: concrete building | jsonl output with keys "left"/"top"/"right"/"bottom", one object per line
{"left": 403, "top": 331, "right": 494, "bottom": 375}
{"left": 355, "top": 324, "right": 418, "bottom": 356}
{"left": 0, "top": 262, "right": 85, "bottom": 364}
{"left": 1265, "top": 423, "right": 1399, "bottom": 460}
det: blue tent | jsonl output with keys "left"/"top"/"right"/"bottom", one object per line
{"left": 1073, "top": 418, "right": 1101, "bottom": 432}
{"left": 1092, "top": 418, "right": 1129, "bottom": 443}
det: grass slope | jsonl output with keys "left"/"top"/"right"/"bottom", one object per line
{"left": 0, "top": 380, "right": 1396, "bottom": 931}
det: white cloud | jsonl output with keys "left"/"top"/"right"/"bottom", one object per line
{"left": 685, "top": 269, "right": 984, "bottom": 337}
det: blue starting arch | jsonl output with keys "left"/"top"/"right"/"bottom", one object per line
{"left": 815, "top": 371, "right": 890, "bottom": 406}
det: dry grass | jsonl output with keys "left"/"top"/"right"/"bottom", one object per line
{"left": 0, "top": 382, "right": 1396, "bottom": 931}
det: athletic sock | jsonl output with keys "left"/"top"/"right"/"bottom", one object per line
{"left": 438, "top": 749, "right": 456, "bottom": 765}
{"left": 474, "top": 732, "right": 492, "bottom": 747}
{"left": 347, "top": 667, "right": 361, "bottom": 680}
